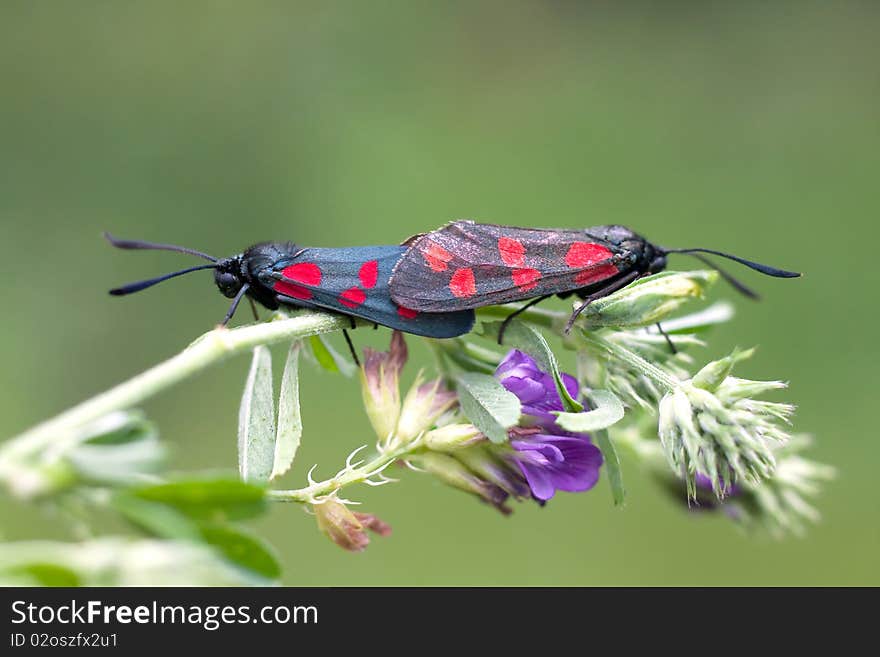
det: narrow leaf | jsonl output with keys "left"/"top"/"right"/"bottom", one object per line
{"left": 130, "top": 478, "right": 267, "bottom": 521}
{"left": 197, "top": 523, "right": 281, "bottom": 580}
{"left": 486, "top": 320, "right": 583, "bottom": 412}
{"left": 654, "top": 301, "right": 735, "bottom": 334}
{"left": 308, "top": 334, "right": 356, "bottom": 377}
{"left": 594, "top": 429, "right": 626, "bottom": 506}
{"left": 238, "top": 346, "right": 275, "bottom": 484}
{"left": 271, "top": 341, "right": 303, "bottom": 480}
{"left": 456, "top": 372, "right": 521, "bottom": 444}
{"left": 554, "top": 389, "right": 625, "bottom": 432}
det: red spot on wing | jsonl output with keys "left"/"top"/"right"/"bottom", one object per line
{"left": 564, "top": 242, "right": 613, "bottom": 268}
{"left": 498, "top": 237, "right": 525, "bottom": 267}
{"left": 575, "top": 264, "right": 620, "bottom": 286}
{"left": 512, "top": 267, "right": 542, "bottom": 292}
{"left": 274, "top": 281, "right": 313, "bottom": 300}
{"left": 397, "top": 305, "right": 419, "bottom": 319}
{"left": 423, "top": 242, "right": 454, "bottom": 272}
{"left": 449, "top": 268, "right": 477, "bottom": 298}
{"left": 359, "top": 260, "right": 379, "bottom": 288}
{"left": 281, "top": 262, "right": 322, "bottom": 286}
{"left": 338, "top": 287, "right": 367, "bottom": 308}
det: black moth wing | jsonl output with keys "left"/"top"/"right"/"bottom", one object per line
{"left": 389, "top": 220, "right": 628, "bottom": 311}
{"left": 268, "top": 245, "right": 474, "bottom": 339}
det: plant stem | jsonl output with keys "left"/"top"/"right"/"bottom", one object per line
{"left": 581, "top": 331, "right": 681, "bottom": 391}
{"left": 0, "top": 311, "right": 355, "bottom": 465}
{"left": 475, "top": 304, "right": 564, "bottom": 330}
{"left": 268, "top": 443, "right": 414, "bottom": 503}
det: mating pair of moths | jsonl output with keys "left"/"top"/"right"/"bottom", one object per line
{"left": 107, "top": 221, "right": 799, "bottom": 342}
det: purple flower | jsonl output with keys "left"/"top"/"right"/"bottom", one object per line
{"left": 509, "top": 428, "right": 603, "bottom": 501}
{"left": 494, "top": 350, "right": 603, "bottom": 502}
{"left": 495, "top": 350, "right": 579, "bottom": 431}
{"left": 688, "top": 473, "right": 741, "bottom": 513}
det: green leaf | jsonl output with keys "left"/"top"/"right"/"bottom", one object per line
{"left": 456, "top": 372, "right": 521, "bottom": 444}
{"left": 112, "top": 492, "right": 201, "bottom": 540}
{"left": 308, "top": 334, "right": 356, "bottom": 376}
{"left": 558, "top": 390, "right": 627, "bottom": 505}
{"left": 75, "top": 411, "right": 157, "bottom": 446}
{"left": 434, "top": 340, "right": 497, "bottom": 374}
{"left": 238, "top": 346, "right": 275, "bottom": 484}
{"left": 486, "top": 320, "right": 583, "bottom": 412}
{"left": 271, "top": 342, "right": 302, "bottom": 480}
{"left": 594, "top": 429, "right": 626, "bottom": 506}
{"left": 197, "top": 523, "right": 281, "bottom": 580}
{"left": 112, "top": 495, "right": 280, "bottom": 579}
{"left": 66, "top": 433, "right": 165, "bottom": 485}
{"left": 1, "top": 563, "right": 81, "bottom": 586}
{"left": 130, "top": 478, "right": 267, "bottom": 521}
{"left": 554, "top": 389, "right": 625, "bottom": 432}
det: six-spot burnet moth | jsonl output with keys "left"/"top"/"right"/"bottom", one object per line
{"left": 104, "top": 235, "right": 476, "bottom": 349}
{"left": 105, "top": 220, "right": 800, "bottom": 354}
{"left": 388, "top": 221, "right": 801, "bottom": 340}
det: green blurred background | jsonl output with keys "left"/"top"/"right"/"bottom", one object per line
{"left": 1, "top": 1, "right": 877, "bottom": 585}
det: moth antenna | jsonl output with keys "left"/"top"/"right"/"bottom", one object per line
{"left": 109, "top": 264, "right": 216, "bottom": 296}
{"left": 685, "top": 252, "right": 760, "bottom": 300}
{"left": 664, "top": 247, "right": 801, "bottom": 278}
{"left": 104, "top": 232, "right": 218, "bottom": 263}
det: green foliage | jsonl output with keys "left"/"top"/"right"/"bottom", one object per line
{"left": 238, "top": 346, "right": 276, "bottom": 484}
{"left": 271, "top": 342, "right": 303, "bottom": 480}
{"left": 129, "top": 478, "right": 268, "bottom": 522}
{"left": 308, "top": 334, "right": 357, "bottom": 377}
{"left": 455, "top": 372, "right": 521, "bottom": 444}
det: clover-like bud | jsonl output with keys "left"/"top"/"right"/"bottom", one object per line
{"left": 726, "top": 435, "right": 836, "bottom": 537}
{"left": 658, "top": 350, "right": 794, "bottom": 498}
{"left": 359, "top": 331, "right": 408, "bottom": 441}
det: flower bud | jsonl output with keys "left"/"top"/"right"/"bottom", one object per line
{"left": 411, "top": 452, "right": 511, "bottom": 514}
{"left": 455, "top": 445, "right": 532, "bottom": 499}
{"left": 395, "top": 378, "right": 457, "bottom": 443}
{"left": 578, "top": 271, "right": 717, "bottom": 329}
{"left": 423, "top": 423, "right": 485, "bottom": 452}
{"left": 692, "top": 348, "right": 755, "bottom": 392}
{"left": 314, "top": 499, "right": 370, "bottom": 552}
{"left": 353, "top": 512, "right": 392, "bottom": 538}
{"left": 359, "top": 331, "right": 408, "bottom": 441}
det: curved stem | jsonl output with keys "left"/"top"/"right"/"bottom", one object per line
{"left": 268, "top": 443, "right": 416, "bottom": 503}
{"left": 581, "top": 331, "right": 681, "bottom": 391}
{"left": 0, "top": 311, "right": 357, "bottom": 465}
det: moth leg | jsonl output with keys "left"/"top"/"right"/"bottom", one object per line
{"left": 497, "top": 295, "right": 553, "bottom": 345}
{"left": 564, "top": 270, "right": 641, "bottom": 334}
{"left": 275, "top": 294, "right": 362, "bottom": 366}
{"left": 655, "top": 322, "right": 678, "bottom": 355}
{"left": 248, "top": 297, "right": 260, "bottom": 322}
{"left": 220, "top": 284, "right": 250, "bottom": 326}
{"left": 342, "top": 329, "right": 361, "bottom": 368}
